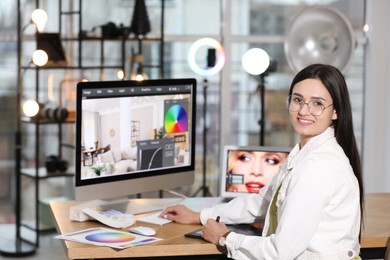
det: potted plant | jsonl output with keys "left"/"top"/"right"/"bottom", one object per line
{"left": 104, "top": 162, "right": 115, "bottom": 175}
{"left": 90, "top": 162, "right": 115, "bottom": 176}
{"left": 90, "top": 164, "right": 104, "bottom": 176}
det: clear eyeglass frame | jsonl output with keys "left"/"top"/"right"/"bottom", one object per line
{"left": 286, "top": 95, "right": 333, "bottom": 116}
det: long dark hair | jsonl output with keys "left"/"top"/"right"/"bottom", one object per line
{"left": 288, "top": 63, "right": 364, "bottom": 228}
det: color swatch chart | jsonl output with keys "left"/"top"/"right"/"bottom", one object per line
{"left": 56, "top": 227, "right": 161, "bottom": 249}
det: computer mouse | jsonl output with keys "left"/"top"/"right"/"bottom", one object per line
{"left": 128, "top": 226, "right": 156, "bottom": 236}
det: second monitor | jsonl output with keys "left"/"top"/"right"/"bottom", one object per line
{"left": 220, "top": 145, "right": 291, "bottom": 200}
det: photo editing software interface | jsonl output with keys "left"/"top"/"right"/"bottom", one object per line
{"left": 76, "top": 79, "right": 196, "bottom": 192}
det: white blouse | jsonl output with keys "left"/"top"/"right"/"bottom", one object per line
{"left": 200, "top": 127, "right": 361, "bottom": 259}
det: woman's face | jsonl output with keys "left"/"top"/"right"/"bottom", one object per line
{"left": 289, "top": 78, "right": 338, "bottom": 147}
{"left": 230, "top": 151, "right": 287, "bottom": 193}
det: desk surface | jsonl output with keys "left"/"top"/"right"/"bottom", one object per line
{"left": 361, "top": 193, "right": 390, "bottom": 248}
{"left": 51, "top": 197, "right": 223, "bottom": 259}
{"left": 51, "top": 193, "right": 390, "bottom": 259}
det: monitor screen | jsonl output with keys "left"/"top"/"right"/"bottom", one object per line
{"left": 75, "top": 78, "right": 197, "bottom": 204}
{"left": 220, "top": 145, "right": 291, "bottom": 199}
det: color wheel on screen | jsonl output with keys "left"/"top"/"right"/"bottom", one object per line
{"left": 164, "top": 104, "right": 188, "bottom": 133}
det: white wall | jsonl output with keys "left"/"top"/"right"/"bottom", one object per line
{"left": 363, "top": 0, "right": 390, "bottom": 192}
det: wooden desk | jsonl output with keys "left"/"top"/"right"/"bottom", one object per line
{"left": 50, "top": 198, "right": 225, "bottom": 259}
{"left": 361, "top": 193, "right": 390, "bottom": 248}
{"left": 51, "top": 194, "right": 390, "bottom": 259}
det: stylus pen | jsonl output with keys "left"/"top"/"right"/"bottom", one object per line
{"left": 216, "top": 216, "right": 220, "bottom": 222}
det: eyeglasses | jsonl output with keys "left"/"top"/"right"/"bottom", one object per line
{"left": 286, "top": 95, "right": 333, "bottom": 116}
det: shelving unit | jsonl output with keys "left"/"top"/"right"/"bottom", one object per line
{"left": 16, "top": 0, "right": 165, "bottom": 247}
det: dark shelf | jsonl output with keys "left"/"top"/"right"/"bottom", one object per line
{"left": 61, "top": 143, "right": 75, "bottom": 149}
{"left": 21, "top": 167, "right": 74, "bottom": 179}
{"left": 63, "top": 35, "right": 162, "bottom": 41}
{"left": 21, "top": 65, "right": 124, "bottom": 70}
{"left": 21, "top": 220, "right": 56, "bottom": 234}
{"left": 16, "top": 0, "right": 165, "bottom": 248}
{"left": 60, "top": 10, "right": 81, "bottom": 15}
{"left": 21, "top": 116, "right": 75, "bottom": 124}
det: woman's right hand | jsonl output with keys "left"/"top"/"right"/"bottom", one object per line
{"left": 159, "top": 204, "right": 201, "bottom": 224}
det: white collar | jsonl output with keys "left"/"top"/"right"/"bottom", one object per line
{"left": 287, "top": 127, "right": 336, "bottom": 170}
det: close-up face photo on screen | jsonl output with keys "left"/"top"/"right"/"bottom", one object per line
{"left": 227, "top": 150, "right": 288, "bottom": 193}
{"left": 220, "top": 146, "right": 291, "bottom": 198}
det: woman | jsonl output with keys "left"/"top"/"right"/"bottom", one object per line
{"left": 160, "top": 64, "right": 364, "bottom": 259}
{"left": 227, "top": 150, "right": 288, "bottom": 193}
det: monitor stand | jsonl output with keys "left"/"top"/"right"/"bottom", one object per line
{"left": 124, "top": 197, "right": 184, "bottom": 215}
{"left": 83, "top": 197, "right": 184, "bottom": 215}
{"left": 99, "top": 197, "right": 130, "bottom": 213}
{"left": 70, "top": 197, "right": 185, "bottom": 222}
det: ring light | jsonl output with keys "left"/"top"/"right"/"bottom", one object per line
{"left": 188, "top": 38, "right": 225, "bottom": 77}
{"left": 242, "top": 48, "right": 270, "bottom": 75}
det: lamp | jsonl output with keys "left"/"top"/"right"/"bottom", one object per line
{"left": 284, "top": 6, "right": 355, "bottom": 73}
{"left": 242, "top": 48, "right": 276, "bottom": 145}
{"left": 35, "top": 33, "right": 67, "bottom": 67}
{"left": 22, "top": 100, "right": 41, "bottom": 117}
{"left": 130, "top": 0, "right": 151, "bottom": 37}
{"left": 21, "top": 8, "right": 47, "bottom": 32}
{"left": 187, "top": 38, "right": 225, "bottom": 77}
{"left": 0, "top": 7, "right": 66, "bottom": 257}
{"left": 57, "top": 78, "right": 88, "bottom": 121}
{"left": 129, "top": 50, "right": 149, "bottom": 81}
{"left": 242, "top": 48, "right": 270, "bottom": 76}
{"left": 22, "top": 10, "right": 65, "bottom": 68}
{"left": 188, "top": 38, "right": 225, "bottom": 197}
{"left": 128, "top": 0, "right": 151, "bottom": 81}
{"left": 31, "top": 9, "right": 47, "bottom": 32}
{"left": 0, "top": 3, "right": 39, "bottom": 257}
{"left": 117, "top": 70, "right": 125, "bottom": 80}
{"left": 132, "top": 66, "right": 148, "bottom": 81}
{"left": 22, "top": 100, "right": 68, "bottom": 123}
{"left": 32, "top": 49, "right": 48, "bottom": 66}
{"left": 22, "top": 12, "right": 65, "bottom": 68}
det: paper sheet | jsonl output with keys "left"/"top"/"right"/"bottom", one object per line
{"left": 55, "top": 227, "right": 162, "bottom": 249}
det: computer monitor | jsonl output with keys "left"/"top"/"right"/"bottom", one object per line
{"left": 220, "top": 145, "right": 291, "bottom": 200}
{"left": 75, "top": 78, "right": 197, "bottom": 208}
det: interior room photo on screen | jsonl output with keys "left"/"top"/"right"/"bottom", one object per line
{"left": 80, "top": 95, "right": 191, "bottom": 179}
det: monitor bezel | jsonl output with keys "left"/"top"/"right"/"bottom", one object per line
{"left": 75, "top": 78, "right": 197, "bottom": 201}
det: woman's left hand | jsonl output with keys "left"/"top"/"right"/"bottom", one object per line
{"left": 201, "top": 218, "right": 230, "bottom": 245}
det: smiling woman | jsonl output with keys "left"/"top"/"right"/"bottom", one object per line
{"left": 159, "top": 64, "right": 364, "bottom": 260}
{"left": 286, "top": 78, "right": 337, "bottom": 147}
